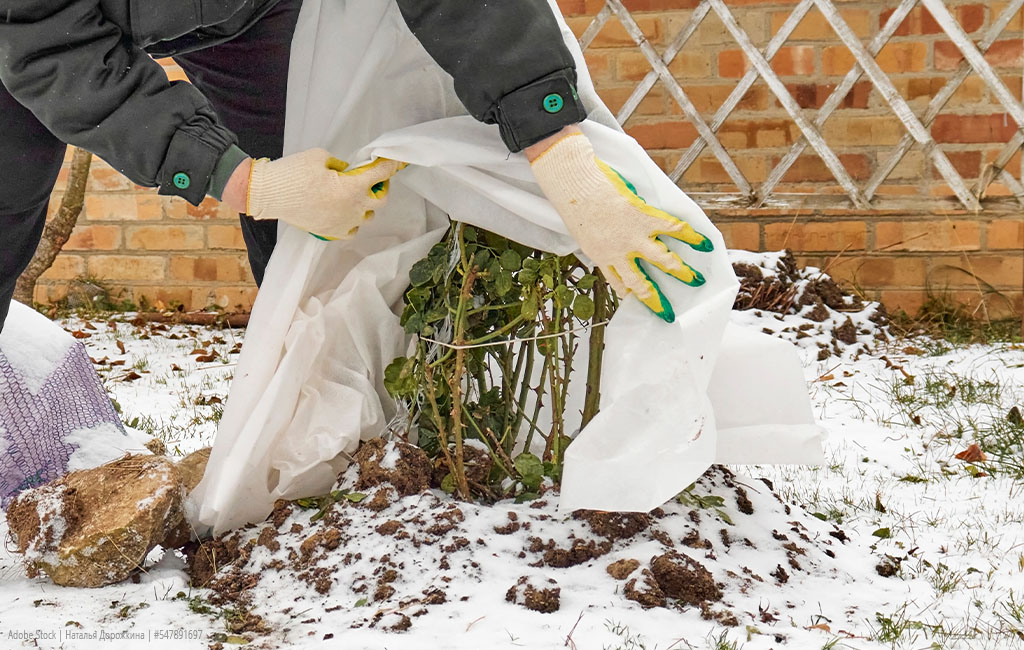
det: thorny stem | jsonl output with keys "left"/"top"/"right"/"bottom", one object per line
{"left": 581, "top": 271, "right": 611, "bottom": 428}
{"left": 448, "top": 247, "right": 478, "bottom": 501}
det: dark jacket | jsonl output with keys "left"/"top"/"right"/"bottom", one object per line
{"left": 0, "top": 0, "right": 586, "bottom": 205}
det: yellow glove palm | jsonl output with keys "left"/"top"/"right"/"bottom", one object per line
{"left": 531, "top": 134, "right": 712, "bottom": 322}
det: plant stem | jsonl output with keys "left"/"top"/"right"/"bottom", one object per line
{"left": 582, "top": 271, "right": 610, "bottom": 428}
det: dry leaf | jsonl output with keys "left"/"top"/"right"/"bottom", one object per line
{"left": 808, "top": 623, "right": 831, "bottom": 633}
{"left": 954, "top": 443, "right": 987, "bottom": 463}
{"left": 122, "top": 371, "right": 142, "bottom": 382}
{"left": 195, "top": 354, "right": 218, "bottom": 363}
{"left": 70, "top": 330, "right": 91, "bottom": 339}
{"left": 116, "top": 340, "right": 126, "bottom": 355}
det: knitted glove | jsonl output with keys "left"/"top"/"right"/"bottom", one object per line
{"left": 530, "top": 133, "right": 713, "bottom": 322}
{"left": 246, "top": 148, "right": 406, "bottom": 240}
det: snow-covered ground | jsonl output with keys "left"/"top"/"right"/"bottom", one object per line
{"left": 1, "top": 281, "right": 1023, "bottom": 650}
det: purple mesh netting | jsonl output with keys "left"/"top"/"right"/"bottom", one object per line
{"left": 0, "top": 342, "right": 126, "bottom": 506}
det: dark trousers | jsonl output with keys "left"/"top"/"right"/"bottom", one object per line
{"left": 0, "top": 0, "right": 302, "bottom": 333}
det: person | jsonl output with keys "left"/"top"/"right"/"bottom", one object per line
{"left": 0, "top": 0, "right": 712, "bottom": 333}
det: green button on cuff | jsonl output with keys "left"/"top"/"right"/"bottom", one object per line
{"left": 542, "top": 93, "right": 564, "bottom": 113}
{"left": 173, "top": 172, "right": 191, "bottom": 190}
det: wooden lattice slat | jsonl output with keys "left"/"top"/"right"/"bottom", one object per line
{"left": 574, "top": 0, "right": 1024, "bottom": 212}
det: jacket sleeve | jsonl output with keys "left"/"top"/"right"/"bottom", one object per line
{"left": 396, "top": 0, "right": 588, "bottom": 153}
{"left": 0, "top": 0, "right": 236, "bottom": 205}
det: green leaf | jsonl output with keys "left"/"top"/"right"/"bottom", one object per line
{"left": 500, "top": 249, "right": 523, "bottom": 271}
{"left": 226, "top": 635, "right": 249, "bottom": 645}
{"left": 295, "top": 497, "right": 319, "bottom": 510}
{"left": 473, "top": 249, "right": 491, "bottom": 270}
{"left": 441, "top": 473, "right": 457, "bottom": 494}
{"left": 872, "top": 527, "right": 892, "bottom": 539}
{"left": 577, "top": 274, "right": 597, "bottom": 291}
{"left": 410, "top": 258, "right": 440, "bottom": 287}
{"left": 463, "top": 226, "right": 478, "bottom": 242}
{"left": 572, "top": 294, "right": 596, "bottom": 321}
{"left": 554, "top": 285, "right": 572, "bottom": 308}
{"left": 355, "top": 598, "right": 369, "bottom": 607}
{"left": 518, "top": 268, "right": 537, "bottom": 285}
{"left": 811, "top": 512, "right": 828, "bottom": 521}
{"left": 495, "top": 269, "right": 513, "bottom": 297}
{"left": 383, "top": 356, "right": 418, "bottom": 398}
{"left": 521, "top": 293, "right": 539, "bottom": 320}
{"left": 344, "top": 492, "right": 367, "bottom": 503}
{"left": 514, "top": 452, "right": 544, "bottom": 478}
{"left": 515, "top": 491, "right": 539, "bottom": 503}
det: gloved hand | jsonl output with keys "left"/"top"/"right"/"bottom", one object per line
{"left": 530, "top": 133, "right": 713, "bottom": 323}
{"left": 246, "top": 148, "right": 406, "bottom": 240}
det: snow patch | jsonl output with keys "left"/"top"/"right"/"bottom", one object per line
{"left": 65, "top": 423, "right": 149, "bottom": 472}
{"left": 0, "top": 302, "right": 75, "bottom": 395}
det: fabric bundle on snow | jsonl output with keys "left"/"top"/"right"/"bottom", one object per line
{"left": 0, "top": 301, "right": 132, "bottom": 505}
{"left": 191, "top": 0, "right": 824, "bottom": 535}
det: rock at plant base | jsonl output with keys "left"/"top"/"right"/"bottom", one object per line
{"left": 161, "top": 448, "right": 213, "bottom": 549}
{"left": 177, "top": 448, "right": 212, "bottom": 493}
{"left": 6, "top": 454, "right": 185, "bottom": 587}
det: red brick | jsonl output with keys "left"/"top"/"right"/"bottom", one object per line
{"left": 63, "top": 225, "right": 122, "bottom": 251}
{"left": 87, "top": 255, "right": 165, "bottom": 281}
{"left": 780, "top": 154, "right": 872, "bottom": 182}
{"left": 625, "top": 120, "right": 698, "bottom": 149}
{"left": 932, "top": 114, "right": 1019, "bottom": 143}
{"left": 786, "top": 81, "right": 871, "bottom": 109}
{"left": 716, "top": 222, "right": 760, "bottom": 250}
{"left": 958, "top": 5, "right": 986, "bottom": 33}
{"left": 880, "top": 6, "right": 942, "bottom": 35}
{"left": 771, "top": 46, "right": 815, "bottom": 76}
{"left": 126, "top": 225, "right": 206, "bottom": 251}
{"left": 934, "top": 151, "right": 981, "bottom": 179}
{"left": 621, "top": 0, "right": 699, "bottom": 10}
{"left": 875, "top": 220, "right": 981, "bottom": 251}
{"left": 937, "top": 40, "right": 1024, "bottom": 71}
{"left": 876, "top": 42, "right": 927, "bottom": 73}
{"left": 986, "top": 220, "right": 1024, "bottom": 249}
{"left": 827, "top": 256, "right": 928, "bottom": 287}
{"left": 717, "top": 50, "right": 748, "bottom": 79}
{"left": 764, "top": 221, "right": 867, "bottom": 252}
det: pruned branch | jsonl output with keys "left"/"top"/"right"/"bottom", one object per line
{"left": 14, "top": 147, "right": 94, "bottom": 304}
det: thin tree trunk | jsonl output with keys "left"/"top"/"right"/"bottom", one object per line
{"left": 14, "top": 147, "right": 94, "bottom": 304}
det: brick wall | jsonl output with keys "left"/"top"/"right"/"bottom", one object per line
{"left": 36, "top": 1, "right": 1024, "bottom": 317}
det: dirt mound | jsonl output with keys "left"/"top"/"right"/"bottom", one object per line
{"left": 506, "top": 576, "right": 560, "bottom": 613}
{"left": 731, "top": 250, "right": 889, "bottom": 358}
{"left": 606, "top": 558, "right": 640, "bottom": 580}
{"left": 179, "top": 465, "right": 850, "bottom": 638}
{"left": 354, "top": 438, "right": 432, "bottom": 497}
{"left": 624, "top": 569, "right": 666, "bottom": 609}
{"left": 7, "top": 454, "right": 185, "bottom": 587}
{"left": 573, "top": 510, "right": 650, "bottom": 541}
{"left": 650, "top": 551, "right": 722, "bottom": 606}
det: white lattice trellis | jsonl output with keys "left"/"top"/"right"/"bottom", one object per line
{"left": 577, "top": 0, "right": 1024, "bottom": 212}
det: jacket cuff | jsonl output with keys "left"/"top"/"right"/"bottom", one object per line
{"left": 207, "top": 145, "right": 250, "bottom": 201}
{"left": 496, "top": 69, "right": 587, "bottom": 153}
{"left": 158, "top": 123, "right": 237, "bottom": 205}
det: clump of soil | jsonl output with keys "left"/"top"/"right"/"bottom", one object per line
{"left": 7, "top": 454, "right": 185, "bottom": 587}
{"left": 606, "top": 558, "right": 640, "bottom": 580}
{"left": 187, "top": 535, "right": 248, "bottom": 588}
{"left": 573, "top": 510, "right": 650, "bottom": 541}
{"left": 624, "top": 569, "right": 666, "bottom": 609}
{"left": 732, "top": 250, "right": 887, "bottom": 352}
{"left": 541, "top": 537, "right": 613, "bottom": 568}
{"left": 506, "top": 576, "right": 561, "bottom": 613}
{"left": 650, "top": 552, "right": 722, "bottom": 606}
{"left": 354, "top": 438, "right": 432, "bottom": 497}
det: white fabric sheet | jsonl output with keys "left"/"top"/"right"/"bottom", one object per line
{"left": 190, "top": 0, "right": 824, "bottom": 534}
